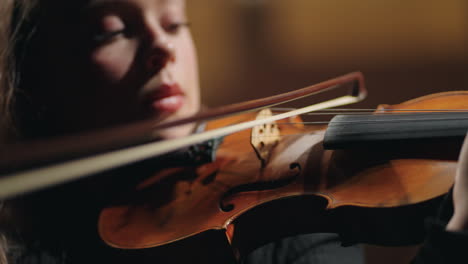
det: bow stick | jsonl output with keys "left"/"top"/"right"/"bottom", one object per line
{"left": 0, "top": 72, "right": 366, "bottom": 199}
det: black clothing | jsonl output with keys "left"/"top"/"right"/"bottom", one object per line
{"left": 243, "top": 233, "right": 364, "bottom": 264}
{"left": 411, "top": 189, "right": 468, "bottom": 264}
{"left": 412, "top": 219, "right": 468, "bottom": 264}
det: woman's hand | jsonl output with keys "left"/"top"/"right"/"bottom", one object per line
{"left": 446, "top": 132, "right": 468, "bottom": 231}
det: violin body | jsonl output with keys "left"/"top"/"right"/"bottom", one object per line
{"left": 98, "top": 91, "right": 468, "bottom": 261}
{"left": 99, "top": 112, "right": 321, "bottom": 248}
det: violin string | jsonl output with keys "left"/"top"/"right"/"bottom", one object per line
{"left": 271, "top": 108, "right": 468, "bottom": 114}
{"left": 269, "top": 122, "right": 330, "bottom": 125}
{"left": 220, "top": 111, "right": 468, "bottom": 130}
{"left": 266, "top": 108, "right": 468, "bottom": 125}
{"left": 297, "top": 111, "right": 468, "bottom": 116}
{"left": 249, "top": 116, "right": 468, "bottom": 139}
{"left": 274, "top": 117, "right": 468, "bottom": 125}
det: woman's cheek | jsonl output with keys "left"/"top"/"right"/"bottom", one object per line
{"left": 90, "top": 41, "right": 136, "bottom": 83}
{"left": 181, "top": 35, "right": 200, "bottom": 108}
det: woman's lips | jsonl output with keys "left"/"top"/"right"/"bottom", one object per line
{"left": 148, "top": 83, "right": 185, "bottom": 113}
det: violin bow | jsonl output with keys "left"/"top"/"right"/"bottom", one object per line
{"left": 0, "top": 72, "right": 366, "bottom": 199}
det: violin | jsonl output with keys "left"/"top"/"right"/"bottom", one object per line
{"left": 1, "top": 72, "right": 467, "bottom": 263}
{"left": 98, "top": 94, "right": 467, "bottom": 260}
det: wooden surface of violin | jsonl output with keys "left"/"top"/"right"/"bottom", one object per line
{"left": 98, "top": 90, "right": 468, "bottom": 260}
{"left": 98, "top": 111, "right": 320, "bottom": 249}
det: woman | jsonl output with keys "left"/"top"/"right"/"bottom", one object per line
{"left": 0, "top": 0, "right": 366, "bottom": 263}
{"left": 0, "top": 0, "right": 207, "bottom": 262}
{"left": 0, "top": 0, "right": 466, "bottom": 263}
{"left": 1, "top": 0, "right": 200, "bottom": 141}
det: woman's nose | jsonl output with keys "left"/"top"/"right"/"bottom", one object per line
{"left": 146, "top": 36, "right": 175, "bottom": 73}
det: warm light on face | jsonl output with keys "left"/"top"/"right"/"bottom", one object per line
{"left": 41, "top": 0, "right": 200, "bottom": 138}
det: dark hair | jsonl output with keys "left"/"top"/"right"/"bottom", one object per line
{"left": 0, "top": 1, "right": 39, "bottom": 262}
{"left": 0, "top": 0, "right": 40, "bottom": 142}
{"left": 3, "top": 0, "right": 95, "bottom": 142}
{"left": 0, "top": 0, "right": 17, "bottom": 142}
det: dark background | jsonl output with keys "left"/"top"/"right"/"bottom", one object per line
{"left": 188, "top": 0, "right": 468, "bottom": 112}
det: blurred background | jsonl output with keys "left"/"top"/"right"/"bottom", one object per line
{"left": 187, "top": 0, "right": 468, "bottom": 110}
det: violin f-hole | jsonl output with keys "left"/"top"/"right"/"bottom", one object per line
{"left": 218, "top": 162, "right": 302, "bottom": 213}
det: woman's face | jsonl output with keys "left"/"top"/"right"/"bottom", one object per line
{"left": 36, "top": 0, "right": 200, "bottom": 139}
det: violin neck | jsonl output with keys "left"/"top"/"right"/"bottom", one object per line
{"left": 324, "top": 112, "right": 468, "bottom": 150}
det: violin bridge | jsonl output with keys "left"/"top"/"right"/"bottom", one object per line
{"left": 251, "top": 108, "right": 281, "bottom": 167}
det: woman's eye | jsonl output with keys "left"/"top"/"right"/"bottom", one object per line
{"left": 91, "top": 15, "right": 127, "bottom": 43}
{"left": 164, "top": 22, "right": 190, "bottom": 34}
{"left": 93, "top": 29, "right": 126, "bottom": 43}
